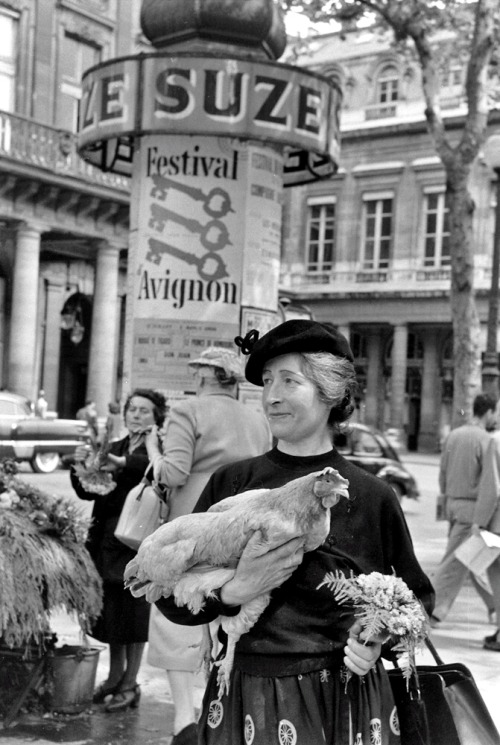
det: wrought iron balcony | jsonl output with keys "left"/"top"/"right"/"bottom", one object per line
{"left": 0, "top": 109, "right": 130, "bottom": 193}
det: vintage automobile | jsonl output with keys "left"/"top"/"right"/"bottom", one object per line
{"left": 333, "top": 422, "right": 419, "bottom": 501}
{"left": 0, "top": 391, "right": 90, "bottom": 473}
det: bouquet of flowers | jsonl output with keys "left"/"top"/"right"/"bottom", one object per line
{"left": 73, "top": 421, "right": 116, "bottom": 495}
{"left": 318, "top": 570, "right": 429, "bottom": 684}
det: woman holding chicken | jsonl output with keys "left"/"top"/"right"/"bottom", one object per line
{"left": 144, "top": 347, "right": 271, "bottom": 745}
{"left": 155, "top": 320, "right": 434, "bottom": 745}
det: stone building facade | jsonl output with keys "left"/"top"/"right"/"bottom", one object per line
{"left": 0, "top": 0, "right": 141, "bottom": 418}
{"left": 280, "top": 27, "right": 500, "bottom": 451}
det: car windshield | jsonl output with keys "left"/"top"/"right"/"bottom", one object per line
{"left": 351, "top": 429, "right": 383, "bottom": 456}
{"left": 0, "top": 398, "right": 32, "bottom": 417}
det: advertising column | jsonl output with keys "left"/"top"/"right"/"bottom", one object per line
{"left": 79, "top": 49, "right": 341, "bottom": 399}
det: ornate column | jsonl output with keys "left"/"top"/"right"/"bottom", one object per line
{"left": 86, "top": 242, "right": 120, "bottom": 416}
{"left": 8, "top": 223, "right": 42, "bottom": 398}
{"left": 365, "top": 330, "right": 383, "bottom": 429}
{"left": 419, "top": 329, "right": 440, "bottom": 451}
{"left": 390, "top": 323, "right": 408, "bottom": 431}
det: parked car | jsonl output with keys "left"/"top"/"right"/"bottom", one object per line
{"left": 333, "top": 422, "right": 419, "bottom": 501}
{"left": 0, "top": 391, "right": 91, "bottom": 473}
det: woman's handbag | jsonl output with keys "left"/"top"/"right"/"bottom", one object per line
{"left": 388, "top": 637, "right": 500, "bottom": 745}
{"left": 114, "top": 467, "right": 170, "bottom": 551}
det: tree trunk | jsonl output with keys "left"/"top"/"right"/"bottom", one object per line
{"left": 446, "top": 166, "right": 482, "bottom": 427}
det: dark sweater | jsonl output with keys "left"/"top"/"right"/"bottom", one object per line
{"left": 156, "top": 447, "right": 434, "bottom": 676}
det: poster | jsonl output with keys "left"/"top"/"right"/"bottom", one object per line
{"left": 131, "top": 317, "right": 237, "bottom": 395}
{"left": 126, "top": 135, "right": 282, "bottom": 393}
{"left": 241, "top": 149, "right": 283, "bottom": 310}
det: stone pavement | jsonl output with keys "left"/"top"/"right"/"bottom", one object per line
{"left": 0, "top": 609, "right": 206, "bottom": 744}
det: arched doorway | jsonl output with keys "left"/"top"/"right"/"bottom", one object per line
{"left": 57, "top": 292, "right": 92, "bottom": 418}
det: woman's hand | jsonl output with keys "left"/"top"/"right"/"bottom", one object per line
{"left": 220, "top": 530, "right": 305, "bottom": 607}
{"left": 74, "top": 443, "right": 92, "bottom": 462}
{"left": 344, "top": 620, "right": 386, "bottom": 676}
{"left": 102, "top": 453, "right": 126, "bottom": 472}
{"left": 145, "top": 425, "right": 161, "bottom": 458}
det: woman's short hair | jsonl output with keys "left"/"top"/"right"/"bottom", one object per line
{"left": 299, "top": 352, "right": 358, "bottom": 426}
{"left": 123, "top": 389, "right": 168, "bottom": 426}
{"left": 213, "top": 366, "right": 238, "bottom": 387}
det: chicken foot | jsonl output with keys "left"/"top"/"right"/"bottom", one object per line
{"left": 216, "top": 592, "right": 272, "bottom": 697}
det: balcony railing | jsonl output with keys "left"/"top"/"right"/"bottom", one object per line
{"left": 364, "top": 103, "right": 397, "bottom": 120}
{"left": 281, "top": 265, "right": 492, "bottom": 291}
{"left": 0, "top": 109, "right": 130, "bottom": 192}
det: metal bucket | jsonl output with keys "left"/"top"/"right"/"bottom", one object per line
{"left": 46, "top": 645, "right": 101, "bottom": 714}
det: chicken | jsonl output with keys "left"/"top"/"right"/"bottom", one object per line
{"left": 125, "top": 467, "right": 350, "bottom": 696}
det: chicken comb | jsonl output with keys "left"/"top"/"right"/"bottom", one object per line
{"left": 234, "top": 329, "right": 260, "bottom": 355}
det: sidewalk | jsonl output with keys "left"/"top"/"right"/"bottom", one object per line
{"left": 0, "top": 610, "right": 206, "bottom": 744}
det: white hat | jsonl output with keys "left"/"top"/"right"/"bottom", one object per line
{"left": 188, "top": 347, "right": 244, "bottom": 381}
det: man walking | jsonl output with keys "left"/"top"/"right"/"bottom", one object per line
{"left": 431, "top": 392, "right": 497, "bottom": 625}
{"left": 474, "top": 422, "right": 500, "bottom": 649}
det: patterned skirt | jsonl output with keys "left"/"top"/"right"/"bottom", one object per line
{"left": 198, "top": 661, "right": 400, "bottom": 745}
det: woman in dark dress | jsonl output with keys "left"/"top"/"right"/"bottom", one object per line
{"left": 71, "top": 388, "right": 167, "bottom": 712}
{"left": 156, "top": 320, "right": 434, "bottom": 745}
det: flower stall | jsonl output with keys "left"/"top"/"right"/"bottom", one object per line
{"left": 0, "top": 460, "right": 102, "bottom": 724}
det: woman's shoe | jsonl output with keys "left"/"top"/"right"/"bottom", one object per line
{"left": 171, "top": 723, "right": 198, "bottom": 745}
{"left": 93, "top": 680, "right": 122, "bottom": 704}
{"left": 483, "top": 629, "right": 500, "bottom": 651}
{"left": 104, "top": 684, "right": 141, "bottom": 712}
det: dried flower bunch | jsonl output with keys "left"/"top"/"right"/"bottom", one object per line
{"left": 0, "top": 459, "right": 102, "bottom": 648}
{"left": 318, "top": 570, "right": 429, "bottom": 683}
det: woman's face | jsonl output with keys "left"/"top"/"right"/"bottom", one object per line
{"left": 262, "top": 353, "right": 332, "bottom": 452}
{"left": 125, "top": 396, "right": 156, "bottom": 433}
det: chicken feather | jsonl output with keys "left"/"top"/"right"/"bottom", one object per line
{"left": 125, "top": 466, "right": 349, "bottom": 696}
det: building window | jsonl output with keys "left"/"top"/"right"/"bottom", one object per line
{"left": 442, "top": 64, "right": 463, "bottom": 90}
{"left": 377, "top": 65, "right": 399, "bottom": 104}
{"left": 306, "top": 198, "right": 336, "bottom": 273}
{"left": 361, "top": 195, "right": 393, "bottom": 270}
{"left": 423, "top": 191, "right": 450, "bottom": 267}
{"left": 57, "top": 33, "right": 101, "bottom": 131}
{"left": 0, "top": 9, "right": 18, "bottom": 112}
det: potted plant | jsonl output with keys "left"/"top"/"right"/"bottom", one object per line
{"left": 0, "top": 459, "right": 103, "bottom": 723}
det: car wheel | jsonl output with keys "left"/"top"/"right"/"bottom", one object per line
{"left": 31, "top": 452, "right": 61, "bottom": 473}
{"left": 390, "top": 482, "right": 405, "bottom": 502}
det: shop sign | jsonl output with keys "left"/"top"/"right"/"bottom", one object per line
{"left": 78, "top": 54, "right": 340, "bottom": 185}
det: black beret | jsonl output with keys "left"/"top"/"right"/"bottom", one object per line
{"left": 239, "top": 319, "right": 354, "bottom": 386}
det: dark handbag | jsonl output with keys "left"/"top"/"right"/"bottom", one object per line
{"left": 388, "top": 638, "right": 500, "bottom": 745}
